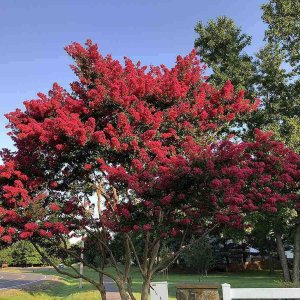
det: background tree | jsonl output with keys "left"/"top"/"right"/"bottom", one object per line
{"left": 0, "top": 246, "right": 13, "bottom": 266}
{"left": 0, "top": 241, "right": 59, "bottom": 267}
{"left": 181, "top": 237, "right": 218, "bottom": 276}
{"left": 262, "top": 0, "right": 300, "bottom": 73}
{"left": 194, "top": 17, "right": 256, "bottom": 94}
{"left": 11, "top": 241, "right": 42, "bottom": 266}
{"left": 260, "top": 0, "right": 300, "bottom": 153}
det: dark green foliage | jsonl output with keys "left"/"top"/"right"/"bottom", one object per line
{"left": 260, "top": 0, "right": 300, "bottom": 152}
{"left": 262, "top": 0, "right": 300, "bottom": 72}
{"left": 84, "top": 234, "right": 106, "bottom": 268}
{"left": 194, "top": 16, "right": 256, "bottom": 93}
{"left": 11, "top": 241, "right": 42, "bottom": 266}
{"left": 0, "top": 247, "right": 13, "bottom": 265}
{"left": 194, "top": 0, "right": 300, "bottom": 153}
{"left": 0, "top": 241, "right": 43, "bottom": 266}
{"left": 0, "top": 241, "right": 72, "bottom": 267}
{"left": 181, "top": 238, "right": 218, "bottom": 275}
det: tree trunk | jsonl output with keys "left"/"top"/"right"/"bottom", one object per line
{"left": 124, "top": 235, "right": 136, "bottom": 300}
{"left": 266, "top": 239, "right": 274, "bottom": 274}
{"left": 119, "top": 288, "right": 129, "bottom": 300}
{"left": 127, "top": 285, "right": 136, "bottom": 300}
{"left": 268, "top": 252, "right": 274, "bottom": 273}
{"left": 140, "top": 237, "right": 160, "bottom": 300}
{"left": 223, "top": 241, "right": 230, "bottom": 267}
{"left": 99, "top": 272, "right": 106, "bottom": 300}
{"left": 99, "top": 289, "right": 106, "bottom": 300}
{"left": 293, "top": 223, "right": 300, "bottom": 285}
{"left": 275, "top": 231, "right": 291, "bottom": 281}
{"left": 141, "top": 280, "right": 150, "bottom": 300}
{"left": 116, "top": 280, "right": 130, "bottom": 300}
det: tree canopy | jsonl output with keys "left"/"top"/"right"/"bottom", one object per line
{"left": 0, "top": 37, "right": 299, "bottom": 299}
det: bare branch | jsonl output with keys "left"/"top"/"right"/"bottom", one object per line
{"left": 42, "top": 237, "right": 117, "bottom": 281}
{"left": 31, "top": 242, "right": 101, "bottom": 289}
{"left": 126, "top": 233, "right": 146, "bottom": 278}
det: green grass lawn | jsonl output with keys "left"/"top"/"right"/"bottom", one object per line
{"left": 0, "top": 267, "right": 285, "bottom": 300}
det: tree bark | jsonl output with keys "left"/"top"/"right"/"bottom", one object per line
{"left": 293, "top": 223, "right": 300, "bottom": 284}
{"left": 140, "top": 239, "right": 160, "bottom": 300}
{"left": 98, "top": 271, "right": 106, "bottom": 300}
{"left": 116, "top": 281, "right": 130, "bottom": 300}
{"left": 124, "top": 236, "right": 136, "bottom": 300}
{"left": 99, "top": 287, "right": 106, "bottom": 300}
{"left": 141, "top": 280, "right": 151, "bottom": 300}
{"left": 275, "top": 231, "right": 291, "bottom": 281}
{"left": 268, "top": 252, "right": 274, "bottom": 273}
{"left": 266, "top": 238, "right": 274, "bottom": 273}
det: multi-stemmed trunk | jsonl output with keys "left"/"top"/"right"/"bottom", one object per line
{"left": 132, "top": 234, "right": 161, "bottom": 300}
{"left": 137, "top": 225, "right": 216, "bottom": 299}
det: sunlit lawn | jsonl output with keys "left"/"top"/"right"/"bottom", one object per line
{"left": 0, "top": 267, "right": 284, "bottom": 300}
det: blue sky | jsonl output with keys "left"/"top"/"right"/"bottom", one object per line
{"left": 0, "top": 0, "right": 266, "bottom": 151}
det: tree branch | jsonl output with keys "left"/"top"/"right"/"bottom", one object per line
{"left": 31, "top": 242, "right": 102, "bottom": 289}
{"left": 153, "top": 224, "right": 218, "bottom": 273}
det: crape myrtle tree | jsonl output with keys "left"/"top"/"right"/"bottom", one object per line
{"left": 0, "top": 40, "right": 299, "bottom": 299}
{"left": 243, "top": 130, "right": 300, "bottom": 280}
{"left": 194, "top": 0, "right": 300, "bottom": 283}
{"left": 254, "top": 0, "right": 300, "bottom": 283}
{"left": 201, "top": 129, "right": 300, "bottom": 279}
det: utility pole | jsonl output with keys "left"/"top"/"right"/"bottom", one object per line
{"left": 79, "top": 238, "right": 84, "bottom": 288}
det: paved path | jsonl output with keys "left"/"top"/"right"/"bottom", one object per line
{"left": 0, "top": 268, "right": 121, "bottom": 299}
{"left": 0, "top": 269, "right": 121, "bottom": 299}
{"left": 101, "top": 276, "right": 121, "bottom": 300}
{"left": 0, "top": 271, "right": 49, "bottom": 290}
